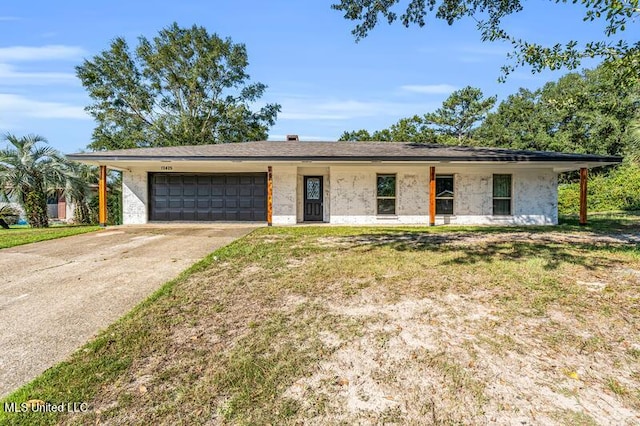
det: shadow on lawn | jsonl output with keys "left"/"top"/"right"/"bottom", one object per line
{"left": 349, "top": 231, "right": 636, "bottom": 271}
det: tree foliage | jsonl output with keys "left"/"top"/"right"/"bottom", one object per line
{"left": 339, "top": 86, "right": 495, "bottom": 144}
{"left": 0, "top": 134, "right": 72, "bottom": 227}
{"left": 340, "top": 115, "right": 436, "bottom": 142}
{"left": 342, "top": 63, "right": 638, "bottom": 159}
{"left": 479, "top": 65, "right": 639, "bottom": 156}
{"left": 77, "top": 23, "right": 280, "bottom": 150}
{"left": 331, "top": 0, "right": 640, "bottom": 78}
{"left": 558, "top": 162, "right": 640, "bottom": 214}
{"left": 424, "top": 86, "right": 496, "bottom": 142}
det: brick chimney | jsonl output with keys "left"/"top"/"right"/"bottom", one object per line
{"left": 286, "top": 134, "right": 299, "bottom": 141}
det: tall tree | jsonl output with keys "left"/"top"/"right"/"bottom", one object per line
{"left": 424, "top": 86, "right": 496, "bottom": 143}
{"left": 0, "top": 134, "right": 71, "bottom": 228}
{"left": 340, "top": 115, "right": 437, "bottom": 142}
{"left": 479, "top": 64, "right": 639, "bottom": 155}
{"left": 77, "top": 23, "right": 280, "bottom": 150}
{"left": 477, "top": 88, "right": 551, "bottom": 150}
{"left": 339, "top": 88, "right": 494, "bottom": 144}
{"left": 62, "top": 162, "right": 97, "bottom": 224}
{"left": 332, "top": 0, "right": 640, "bottom": 79}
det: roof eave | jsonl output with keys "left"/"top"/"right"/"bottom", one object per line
{"left": 67, "top": 155, "right": 624, "bottom": 163}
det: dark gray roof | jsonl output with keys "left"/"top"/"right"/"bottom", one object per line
{"left": 67, "top": 141, "right": 623, "bottom": 163}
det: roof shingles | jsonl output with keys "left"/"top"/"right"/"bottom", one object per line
{"left": 67, "top": 141, "right": 622, "bottom": 163}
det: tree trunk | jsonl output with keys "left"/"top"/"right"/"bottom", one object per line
{"left": 24, "top": 190, "right": 49, "bottom": 228}
{"left": 74, "top": 198, "right": 93, "bottom": 224}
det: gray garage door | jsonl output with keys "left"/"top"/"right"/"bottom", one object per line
{"left": 149, "top": 173, "right": 267, "bottom": 221}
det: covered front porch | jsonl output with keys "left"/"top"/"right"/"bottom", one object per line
{"left": 93, "top": 163, "right": 592, "bottom": 227}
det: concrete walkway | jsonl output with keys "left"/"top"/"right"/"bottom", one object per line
{"left": 0, "top": 224, "right": 258, "bottom": 397}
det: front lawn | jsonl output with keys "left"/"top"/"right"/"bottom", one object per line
{"left": 1, "top": 219, "right": 639, "bottom": 425}
{"left": 0, "top": 226, "right": 101, "bottom": 249}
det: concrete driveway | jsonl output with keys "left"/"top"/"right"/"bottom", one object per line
{"left": 0, "top": 224, "right": 258, "bottom": 397}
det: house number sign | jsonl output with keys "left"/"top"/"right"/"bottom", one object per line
{"left": 160, "top": 166, "right": 173, "bottom": 171}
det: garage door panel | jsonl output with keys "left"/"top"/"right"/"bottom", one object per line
{"left": 150, "top": 173, "right": 267, "bottom": 222}
{"left": 183, "top": 186, "right": 196, "bottom": 196}
{"left": 155, "top": 186, "right": 168, "bottom": 196}
{"left": 154, "top": 199, "right": 168, "bottom": 209}
{"left": 211, "top": 211, "right": 225, "bottom": 221}
{"left": 197, "top": 186, "right": 210, "bottom": 196}
{"left": 168, "top": 210, "right": 182, "bottom": 221}
{"left": 182, "top": 211, "right": 196, "bottom": 221}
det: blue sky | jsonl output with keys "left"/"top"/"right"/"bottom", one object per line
{"left": 0, "top": 1, "right": 634, "bottom": 154}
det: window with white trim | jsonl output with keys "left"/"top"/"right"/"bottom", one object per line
{"left": 376, "top": 174, "right": 396, "bottom": 215}
{"left": 436, "top": 175, "right": 454, "bottom": 215}
{"left": 493, "top": 174, "right": 512, "bottom": 215}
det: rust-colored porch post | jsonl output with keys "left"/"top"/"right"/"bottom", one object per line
{"left": 267, "top": 166, "right": 273, "bottom": 226}
{"left": 429, "top": 166, "right": 436, "bottom": 226}
{"left": 98, "top": 165, "right": 108, "bottom": 227}
{"left": 579, "top": 167, "right": 588, "bottom": 226}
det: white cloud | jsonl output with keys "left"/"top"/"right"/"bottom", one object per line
{"left": 0, "top": 64, "right": 77, "bottom": 85}
{"left": 0, "top": 93, "right": 89, "bottom": 120}
{"left": 400, "top": 84, "right": 457, "bottom": 94}
{"left": 0, "top": 45, "right": 85, "bottom": 62}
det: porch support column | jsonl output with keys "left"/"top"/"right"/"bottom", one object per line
{"left": 98, "top": 165, "right": 108, "bottom": 227}
{"left": 429, "top": 166, "right": 436, "bottom": 226}
{"left": 267, "top": 166, "right": 273, "bottom": 226}
{"left": 579, "top": 167, "right": 588, "bottom": 226}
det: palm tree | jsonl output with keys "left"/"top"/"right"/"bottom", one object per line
{"left": 63, "top": 162, "right": 98, "bottom": 224}
{"left": 0, "top": 134, "right": 71, "bottom": 228}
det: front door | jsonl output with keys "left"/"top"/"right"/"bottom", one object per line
{"left": 304, "top": 176, "right": 323, "bottom": 221}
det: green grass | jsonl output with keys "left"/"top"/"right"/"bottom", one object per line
{"left": 1, "top": 216, "right": 638, "bottom": 425}
{"left": 0, "top": 226, "right": 101, "bottom": 249}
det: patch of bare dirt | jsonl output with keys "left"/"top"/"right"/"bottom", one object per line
{"left": 283, "top": 289, "right": 640, "bottom": 425}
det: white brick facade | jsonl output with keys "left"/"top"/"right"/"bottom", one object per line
{"left": 122, "top": 169, "right": 148, "bottom": 224}
{"left": 120, "top": 164, "right": 558, "bottom": 226}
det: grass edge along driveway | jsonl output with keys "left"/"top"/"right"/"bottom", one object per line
{"left": 0, "top": 226, "right": 101, "bottom": 249}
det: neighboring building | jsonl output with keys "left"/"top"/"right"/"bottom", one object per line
{"left": 68, "top": 139, "right": 621, "bottom": 226}
{"left": 1, "top": 191, "right": 75, "bottom": 223}
{"left": 46, "top": 190, "right": 76, "bottom": 222}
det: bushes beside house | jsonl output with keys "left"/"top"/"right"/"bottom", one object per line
{"left": 558, "top": 163, "right": 640, "bottom": 214}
